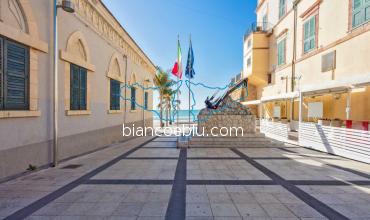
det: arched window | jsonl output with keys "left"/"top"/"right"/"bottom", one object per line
{"left": 61, "top": 31, "right": 95, "bottom": 115}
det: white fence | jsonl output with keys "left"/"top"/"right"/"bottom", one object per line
{"left": 260, "top": 119, "right": 289, "bottom": 142}
{"left": 299, "top": 122, "right": 370, "bottom": 163}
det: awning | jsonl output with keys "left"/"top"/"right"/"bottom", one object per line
{"left": 241, "top": 100, "right": 261, "bottom": 105}
{"left": 301, "top": 73, "right": 370, "bottom": 95}
{"left": 261, "top": 91, "right": 300, "bottom": 102}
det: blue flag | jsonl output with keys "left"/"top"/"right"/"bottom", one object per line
{"left": 185, "top": 39, "right": 195, "bottom": 79}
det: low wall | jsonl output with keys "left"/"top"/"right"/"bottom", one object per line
{"left": 299, "top": 122, "right": 370, "bottom": 164}
{"left": 260, "top": 119, "right": 289, "bottom": 142}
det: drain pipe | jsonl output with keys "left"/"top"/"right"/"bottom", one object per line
{"left": 291, "top": 0, "right": 300, "bottom": 122}
{"left": 123, "top": 55, "right": 128, "bottom": 125}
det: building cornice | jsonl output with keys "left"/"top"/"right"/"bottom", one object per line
{"left": 300, "top": 0, "right": 322, "bottom": 19}
{"left": 73, "top": 0, "right": 156, "bottom": 74}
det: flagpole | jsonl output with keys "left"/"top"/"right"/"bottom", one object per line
{"left": 188, "top": 35, "right": 191, "bottom": 148}
{"left": 177, "top": 35, "right": 180, "bottom": 129}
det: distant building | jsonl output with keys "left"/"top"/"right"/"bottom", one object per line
{"left": 234, "top": 0, "right": 370, "bottom": 163}
{"left": 0, "top": 0, "right": 156, "bottom": 180}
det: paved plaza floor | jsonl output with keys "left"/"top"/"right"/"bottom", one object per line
{"left": 1, "top": 135, "right": 370, "bottom": 219}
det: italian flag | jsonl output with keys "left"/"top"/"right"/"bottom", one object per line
{"left": 171, "top": 39, "right": 182, "bottom": 79}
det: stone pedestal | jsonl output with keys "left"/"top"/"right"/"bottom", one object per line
{"left": 197, "top": 97, "right": 256, "bottom": 136}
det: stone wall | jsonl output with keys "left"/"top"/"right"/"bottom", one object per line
{"left": 198, "top": 114, "right": 256, "bottom": 136}
{"left": 197, "top": 97, "right": 256, "bottom": 136}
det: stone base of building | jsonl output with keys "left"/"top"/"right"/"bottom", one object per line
{"left": 0, "top": 119, "right": 153, "bottom": 182}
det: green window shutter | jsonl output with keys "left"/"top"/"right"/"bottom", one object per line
{"left": 70, "top": 64, "right": 87, "bottom": 110}
{"left": 110, "top": 80, "right": 113, "bottom": 110}
{"left": 115, "top": 81, "right": 120, "bottom": 110}
{"left": 131, "top": 87, "right": 136, "bottom": 110}
{"left": 352, "top": 0, "right": 369, "bottom": 27}
{"left": 70, "top": 64, "right": 79, "bottom": 110}
{"left": 79, "top": 68, "right": 87, "bottom": 110}
{"left": 277, "top": 39, "right": 285, "bottom": 65}
{"left": 4, "top": 39, "right": 29, "bottom": 110}
{"left": 110, "top": 79, "right": 120, "bottom": 110}
{"left": 304, "top": 16, "right": 316, "bottom": 53}
{"left": 365, "top": 0, "right": 370, "bottom": 21}
{"left": 279, "top": 0, "right": 286, "bottom": 18}
{"left": 144, "top": 92, "right": 148, "bottom": 110}
{"left": 262, "top": 14, "right": 268, "bottom": 30}
{"left": 0, "top": 38, "right": 3, "bottom": 109}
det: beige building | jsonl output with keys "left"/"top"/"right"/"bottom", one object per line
{"left": 233, "top": 0, "right": 370, "bottom": 163}
{"left": 0, "top": 0, "right": 156, "bottom": 181}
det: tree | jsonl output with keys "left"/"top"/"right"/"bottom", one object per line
{"left": 153, "top": 68, "right": 172, "bottom": 127}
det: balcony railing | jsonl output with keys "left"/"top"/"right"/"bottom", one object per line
{"left": 244, "top": 22, "right": 273, "bottom": 39}
{"left": 230, "top": 73, "right": 243, "bottom": 86}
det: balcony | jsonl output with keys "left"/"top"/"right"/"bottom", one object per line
{"left": 244, "top": 22, "right": 273, "bottom": 40}
{"left": 243, "top": 22, "right": 271, "bottom": 86}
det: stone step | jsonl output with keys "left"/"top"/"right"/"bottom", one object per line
{"left": 187, "top": 143, "right": 282, "bottom": 148}
{"left": 190, "top": 137, "right": 269, "bottom": 143}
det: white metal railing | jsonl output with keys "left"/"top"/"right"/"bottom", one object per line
{"left": 260, "top": 119, "right": 289, "bottom": 141}
{"left": 299, "top": 122, "right": 370, "bottom": 163}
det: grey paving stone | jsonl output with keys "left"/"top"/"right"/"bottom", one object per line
{"left": 187, "top": 192, "right": 210, "bottom": 203}
{"left": 185, "top": 217, "right": 213, "bottom": 220}
{"left": 33, "top": 202, "right": 71, "bottom": 216}
{"left": 235, "top": 203, "right": 268, "bottom": 218}
{"left": 208, "top": 192, "right": 233, "bottom": 203}
{"left": 123, "top": 192, "right": 150, "bottom": 203}
{"left": 215, "top": 217, "right": 242, "bottom": 220}
{"left": 285, "top": 204, "right": 323, "bottom": 218}
{"left": 260, "top": 203, "right": 297, "bottom": 218}
{"left": 252, "top": 193, "right": 280, "bottom": 204}
{"left": 211, "top": 203, "right": 240, "bottom": 217}
{"left": 186, "top": 203, "right": 213, "bottom": 217}
{"left": 62, "top": 202, "right": 96, "bottom": 216}
{"left": 86, "top": 202, "right": 121, "bottom": 216}
{"left": 139, "top": 202, "right": 168, "bottom": 216}
{"left": 230, "top": 192, "right": 257, "bottom": 204}
{"left": 111, "top": 202, "right": 143, "bottom": 216}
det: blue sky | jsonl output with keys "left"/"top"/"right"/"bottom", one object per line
{"left": 103, "top": 0, "right": 257, "bottom": 110}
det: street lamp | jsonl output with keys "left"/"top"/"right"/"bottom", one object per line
{"left": 143, "top": 79, "right": 151, "bottom": 128}
{"left": 52, "top": 0, "right": 75, "bottom": 167}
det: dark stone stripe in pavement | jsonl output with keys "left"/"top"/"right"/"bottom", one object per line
{"left": 165, "top": 148, "right": 187, "bottom": 220}
{"left": 290, "top": 180, "right": 370, "bottom": 185}
{"left": 189, "top": 146, "right": 301, "bottom": 149}
{"left": 231, "top": 148, "right": 350, "bottom": 220}
{"left": 277, "top": 148, "right": 348, "bottom": 160}
{"left": 278, "top": 147, "right": 370, "bottom": 178}
{"left": 82, "top": 179, "right": 370, "bottom": 186}
{"left": 125, "top": 157, "right": 179, "bottom": 160}
{"left": 278, "top": 147, "right": 298, "bottom": 153}
{"left": 3, "top": 136, "right": 157, "bottom": 220}
{"left": 325, "top": 164, "right": 370, "bottom": 179}
{"left": 143, "top": 147, "right": 177, "bottom": 149}
{"left": 85, "top": 179, "right": 174, "bottom": 185}
{"left": 187, "top": 180, "right": 276, "bottom": 185}
{"left": 187, "top": 157, "right": 243, "bottom": 160}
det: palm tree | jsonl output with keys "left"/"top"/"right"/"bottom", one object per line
{"left": 163, "top": 89, "right": 176, "bottom": 126}
{"left": 153, "top": 68, "right": 172, "bottom": 127}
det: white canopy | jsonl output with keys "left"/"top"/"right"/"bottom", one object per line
{"left": 260, "top": 91, "right": 300, "bottom": 102}
{"left": 241, "top": 100, "right": 261, "bottom": 105}
{"left": 301, "top": 73, "right": 370, "bottom": 95}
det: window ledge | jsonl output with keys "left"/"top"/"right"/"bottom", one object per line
{"left": 108, "top": 110, "right": 123, "bottom": 114}
{"left": 130, "top": 110, "right": 138, "bottom": 113}
{"left": 66, "top": 110, "right": 91, "bottom": 116}
{"left": 0, "top": 110, "right": 41, "bottom": 118}
{"left": 349, "top": 21, "right": 370, "bottom": 33}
